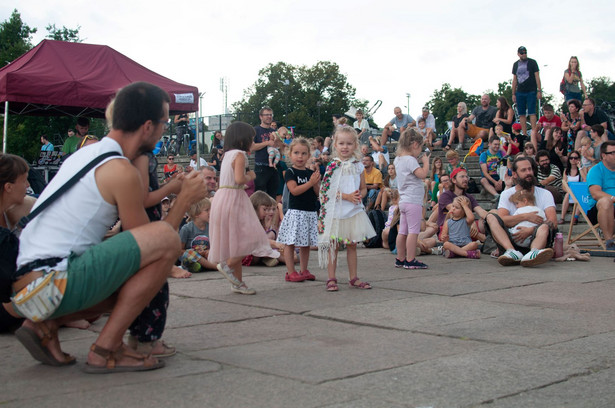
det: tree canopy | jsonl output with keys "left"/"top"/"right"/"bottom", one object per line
{"left": 232, "top": 61, "right": 368, "bottom": 137}
{"left": 1, "top": 9, "right": 88, "bottom": 159}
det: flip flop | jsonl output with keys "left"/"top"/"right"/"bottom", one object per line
{"left": 15, "top": 326, "right": 76, "bottom": 366}
{"left": 83, "top": 343, "right": 165, "bottom": 374}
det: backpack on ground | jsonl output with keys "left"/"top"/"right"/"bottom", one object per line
{"left": 364, "top": 209, "right": 386, "bottom": 248}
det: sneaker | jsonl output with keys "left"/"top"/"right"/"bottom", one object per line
{"left": 455, "top": 144, "right": 462, "bottom": 151}
{"left": 300, "top": 270, "right": 316, "bottom": 281}
{"left": 217, "top": 262, "right": 242, "bottom": 286}
{"left": 606, "top": 240, "right": 615, "bottom": 251}
{"left": 394, "top": 258, "right": 405, "bottom": 268}
{"left": 521, "top": 248, "right": 554, "bottom": 267}
{"left": 497, "top": 249, "right": 523, "bottom": 266}
{"left": 491, "top": 193, "right": 500, "bottom": 203}
{"left": 404, "top": 259, "right": 428, "bottom": 269}
{"left": 466, "top": 249, "right": 481, "bottom": 259}
{"left": 231, "top": 282, "right": 256, "bottom": 295}
{"left": 431, "top": 246, "right": 443, "bottom": 255}
{"left": 442, "top": 249, "right": 456, "bottom": 259}
{"left": 285, "top": 271, "right": 307, "bottom": 282}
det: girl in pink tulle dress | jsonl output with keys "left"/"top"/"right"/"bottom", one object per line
{"left": 208, "top": 122, "right": 279, "bottom": 295}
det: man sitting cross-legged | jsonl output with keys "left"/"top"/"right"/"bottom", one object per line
{"left": 485, "top": 156, "right": 557, "bottom": 267}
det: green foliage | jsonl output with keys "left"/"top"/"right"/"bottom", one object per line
{"left": 424, "top": 83, "right": 480, "bottom": 132}
{"left": 232, "top": 61, "right": 368, "bottom": 137}
{"left": 587, "top": 76, "right": 615, "bottom": 104}
{"left": 0, "top": 9, "right": 36, "bottom": 67}
{"left": 46, "top": 24, "right": 83, "bottom": 42}
{"left": 0, "top": 10, "right": 87, "bottom": 157}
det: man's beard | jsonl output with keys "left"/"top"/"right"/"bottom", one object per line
{"left": 540, "top": 164, "right": 550, "bottom": 174}
{"left": 517, "top": 175, "right": 537, "bottom": 190}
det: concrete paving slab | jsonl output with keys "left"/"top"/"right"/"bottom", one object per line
{"left": 375, "top": 272, "right": 546, "bottom": 296}
{"left": 191, "top": 325, "right": 483, "bottom": 384}
{"left": 167, "top": 314, "right": 360, "bottom": 352}
{"left": 488, "top": 366, "right": 615, "bottom": 408}
{"left": 2, "top": 367, "right": 351, "bottom": 408}
{"left": 327, "top": 344, "right": 602, "bottom": 408}
{"left": 165, "top": 297, "right": 286, "bottom": 328}
{"left": 462, "top": 280, "right": 615, "bottom": 313}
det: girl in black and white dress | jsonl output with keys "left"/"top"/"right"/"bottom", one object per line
{"left": 277, "top": 137, "right": 320, "bottom": 283}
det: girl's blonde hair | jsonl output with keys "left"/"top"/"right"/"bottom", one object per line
{"left": 398, "top": 128, "right": 424, "bottom": 153}
{"left": 250, "top": 190, "right": 276, "bottom": 212}
{"left": 188, "top": 198, "right": 211, "bottom": 219}
{"left": 332, "top": 126, "right": 361, "bottom": 160}
{"left": 289, "top": 136, "right": 311, "bottom": 159}
{"left": 337, "top": 117, "right": 348, "bottom": 125}
{"left": 445, "top": 149, "right": 460, "bottom": 160}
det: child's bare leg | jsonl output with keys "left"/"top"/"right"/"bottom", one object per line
{"left": 299, "top": 246, "right": 310, "bottom": 271}
{"left": 346, "top": 243, "right": 358, "bottom": 280}
{"left": 227, "top": 256, "right": 245, "bottom": 282}
{"left": 396, "top": 233, "right": 407, "bottom": 261}
{"left": 327, "top": 244, "right": 340, "bottom": 280}
{"left": 406, "top": 233, "right": 419, "bottom": 262}
{"left": 198, "top": 258, "right": 218, "bottom": 271}
{"left": 284, "top": 245, "right": 296, "bottom": 273}
{"left": 382, "top": 228, "right": 390, "bottom": 249}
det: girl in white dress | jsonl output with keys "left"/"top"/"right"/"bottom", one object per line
{"left": 318, "top": 126, "right": 376, "bottom": 292}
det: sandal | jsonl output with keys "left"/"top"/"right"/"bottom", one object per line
{"left": 348, "top": 277, "right": 372, "bottom": 290}
{"left": 326, "top": 278, "right": 338, "bottom": 292}
{"left": 84, "top": 343, "right": 165, "bottom": 374}
{"left": 15, "top": 324, "right": 76, "bottom": 366}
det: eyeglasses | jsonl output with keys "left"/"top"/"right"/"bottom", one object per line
{"left": 569, "top": 156, "right": 580, "bottom": 160}
{"left": 604, "top": 151, "right": 615, "bottom": 156}
{"left": 168, "top": 157, "right": 174, "bottom": 160}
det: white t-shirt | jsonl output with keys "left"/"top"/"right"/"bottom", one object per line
{"left": 190, "top": 157, "right": 207, "bottom": 168}
{"left": 353, "top": 119, "right": 369, "bottom": 133}
{"left": 394, "top": 155, "right": 424, "bottom": 205}
{"left": 497, "top": 186, "right": 555, "bottom": 216}
{"left": 335, "top": 160, "right": 366, "bottom": 219}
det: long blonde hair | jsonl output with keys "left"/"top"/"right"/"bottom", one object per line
{"left": 397, "top": 128, "right": 423, "bottom": 155}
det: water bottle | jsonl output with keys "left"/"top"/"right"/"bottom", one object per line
{"left": 554, "top": 232, "right": 564, "bottom": 258}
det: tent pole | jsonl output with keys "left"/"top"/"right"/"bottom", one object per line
{"left": 2, "top": 101, "right": 8, "bottom": 153}
{"left": 196, "top": 93, "right": 203, "bottom": 171}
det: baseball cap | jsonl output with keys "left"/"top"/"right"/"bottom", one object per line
{"left": 450, "top": 167, "right": 467, "bottom": 180}
{"left": 518, "top": 46, "right": 527, "bottom": 53}
{"left": 512, "top": 123, "right": 522, "bottom": 131}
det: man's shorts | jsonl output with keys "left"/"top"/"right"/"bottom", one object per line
{"left": 390, "top": 130, "right": 401, "bottom": 141}
{"left": 466, "top": 124, "right": 489, "bottom": 139}
{"left": 515, "top": 91, "right": 537, "bottom": 116}
{"left": 51, "top": 230, "right": 141, "bottom": 318}
{"left": 587, "top": 203, "right": 615, "bottom": 226}
{"left": 484, "top": 212, "right": 555, "bottom": 254}
{"left": 483, "top": 174, "right": 500, "bottom": 187}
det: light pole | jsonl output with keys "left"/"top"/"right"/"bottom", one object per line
{"left": 406, "top": 93, "right": 411, "bottom": 115}
{"left": 317, "top": 101, "right": 322, "bottom": 136}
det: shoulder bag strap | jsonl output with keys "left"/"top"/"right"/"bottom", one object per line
{"left": 16, "top": 151, "right": 121, "bottom": 230}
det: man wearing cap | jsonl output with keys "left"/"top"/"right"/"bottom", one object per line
{"left": 512, "top": 46, "right": 542, "bottom": 137}
{"left": 438, "top": 168, "right": 488, "bottom": 235}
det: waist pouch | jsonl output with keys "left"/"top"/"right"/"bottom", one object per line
{"left": 11, "top": 270, "right": 67, "bottom": 322}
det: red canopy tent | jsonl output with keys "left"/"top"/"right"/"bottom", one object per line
{"left": 0, "top": 39, "right": 199, "bottom": 152}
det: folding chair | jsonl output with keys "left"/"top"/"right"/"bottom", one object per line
{"left": 563, "top": 180, "right": 606, "bottom": 251}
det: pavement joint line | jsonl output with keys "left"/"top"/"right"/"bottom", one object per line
{"left": 477, "top": 366, "right": 604, "bottom": 407}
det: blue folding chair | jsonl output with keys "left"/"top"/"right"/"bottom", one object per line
{"left": 563, "top": 180, "right": 606, "bottom": 250}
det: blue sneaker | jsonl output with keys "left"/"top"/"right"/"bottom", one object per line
{"left": 404, "top": 259, "right": 428, "bottom": 269}
{"left": 394, "top": 258, "right": 405, "bottom": 268}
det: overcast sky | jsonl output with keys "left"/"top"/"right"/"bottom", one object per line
{"left": 4, "top": 0, "right": 615, "bottom": 129}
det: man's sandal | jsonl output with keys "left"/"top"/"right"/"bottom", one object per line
{"left": 84, "top": 343, "right": 165, "bottom": 374}
{"left": 326, "top": 278, "right": 338, "bottom": 292}
{"left": 15, "top": 324, "right": 76, "bottom": 366}
{"left": 349, "top": 277, "right": 372, "bottom": 290}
